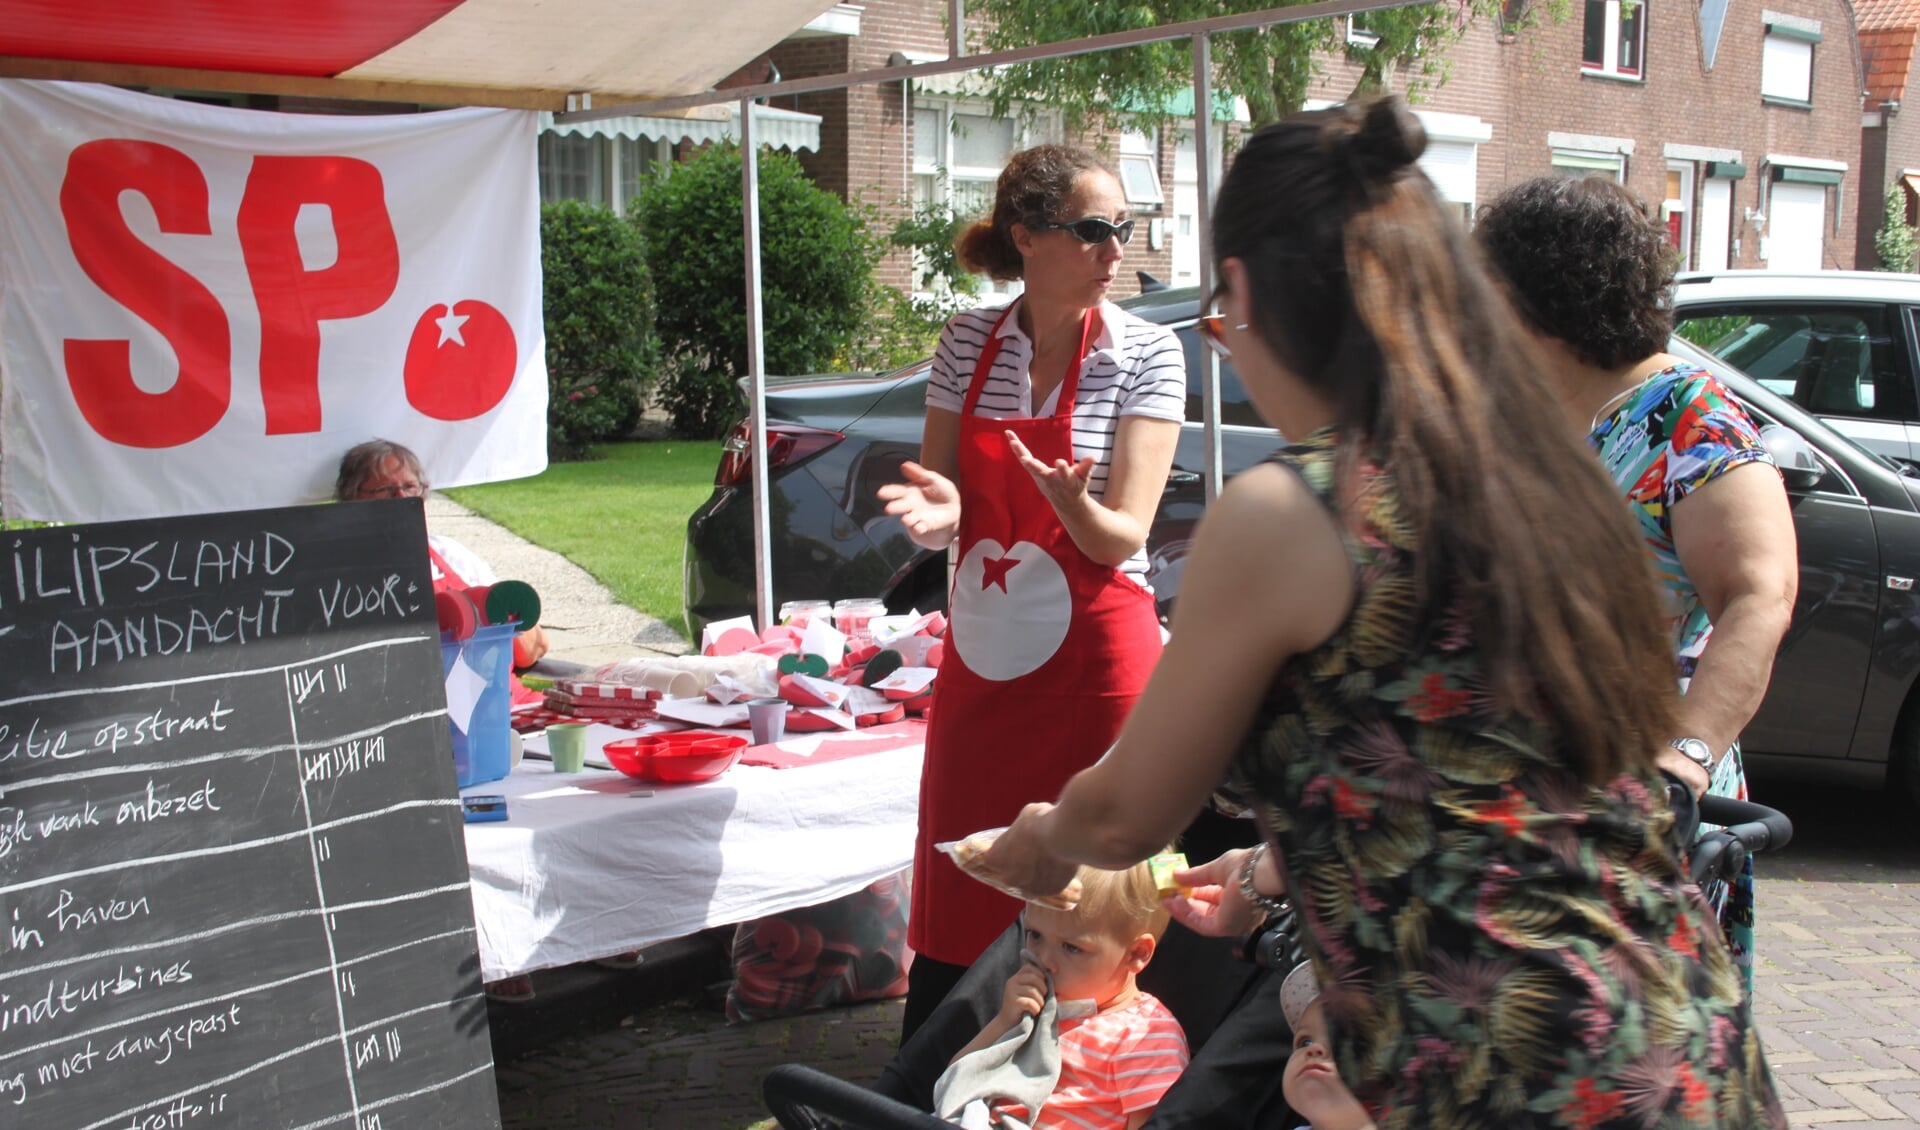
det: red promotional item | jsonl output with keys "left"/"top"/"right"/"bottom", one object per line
{"left": 908, "top": 305, "right": 1163, "bottom": 966}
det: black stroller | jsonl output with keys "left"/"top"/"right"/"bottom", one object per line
{"left": 762, "top": 791, "right": 1792, "bottom": 1130}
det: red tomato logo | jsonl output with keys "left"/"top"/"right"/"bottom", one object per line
{"left": 403, "top": 300, "right": 516, "bottom": 420}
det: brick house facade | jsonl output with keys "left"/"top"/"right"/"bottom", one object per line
{"left": 738, "top": 0, "right": 1867, "bottom": 292}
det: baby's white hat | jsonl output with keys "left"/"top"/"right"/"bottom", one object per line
{"left": 1279, "top": 963, "right": 1320, "bottom": 1030}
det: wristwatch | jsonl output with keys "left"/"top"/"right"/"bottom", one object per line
{"left": 1669, "top": 737, "right": 1715, "bottom": 771}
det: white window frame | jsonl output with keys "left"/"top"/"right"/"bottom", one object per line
{"left": 1551, "top": 148, "right": 1627, "bottom": 182}
{"left": 1117, "top": 129, "right": 1164, "bottom": 208}
{"left": 537, "top": 133, "right": 670, "bottom": 216}
{"left": 1581, "top": 0, "right": 1647, "bottom": 80}
{"left": 1347, "top": 13, "right": 1380, "bottom": 45}
{"left": 1664, "top": 160, "right": 1695, "bottom": 269}
{"left": 911, "top": 97, "right": 1055, "bottom": 301}
{"left": 1761, "top": 30, "right": 1814, "bottom": 104}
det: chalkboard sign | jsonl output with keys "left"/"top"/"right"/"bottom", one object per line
{"left": 0, "top": 500, "right": 500, "bottom": 1129}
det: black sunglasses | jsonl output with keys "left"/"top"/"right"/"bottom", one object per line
{"left": 1034, "top": 217, "right": 1135, "bottom": 245}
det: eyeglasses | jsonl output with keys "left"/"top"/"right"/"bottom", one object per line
{"left": 1196, "top": 300, "right": 1245, "bottom": 359}
{"left": 1034, "top": 217, "right": 1135, "bottom": 245}
{"left": 357, "top": 481, "right": 427, "bottom": 499}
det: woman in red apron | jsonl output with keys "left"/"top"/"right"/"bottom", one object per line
{"left": 879, "top": 146, "right": 1185, "bottom": 1037}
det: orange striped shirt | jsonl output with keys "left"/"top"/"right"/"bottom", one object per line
{"left": 1028, "top": 992, "right": 1190, "bottom": 1130}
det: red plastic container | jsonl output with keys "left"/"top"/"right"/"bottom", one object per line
{"left": 602, "top": 732, "right": 748, "bottom": 783}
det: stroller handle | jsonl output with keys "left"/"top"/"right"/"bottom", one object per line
{"left": 1689, "top": 794, "right": 1793, "bottom": 886}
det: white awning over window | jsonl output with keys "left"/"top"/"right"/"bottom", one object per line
{"left": 537, "top": 103, "right": 821, "bottom": 152}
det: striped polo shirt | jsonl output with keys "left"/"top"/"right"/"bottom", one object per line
{"left": 926, "top": 298, "right": 1188, "bottom": 585}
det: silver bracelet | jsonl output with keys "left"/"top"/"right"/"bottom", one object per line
{"left": 1238, "top": 843, "right": 1290, "bottom": 919}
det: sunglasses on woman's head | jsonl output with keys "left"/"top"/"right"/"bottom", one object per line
{"left": 1035, "top": 217, "right": 1136, "bottom": 245}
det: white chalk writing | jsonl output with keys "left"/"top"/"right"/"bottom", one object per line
{"left": 302, "top": 736, "right": 387, "bottom": 783}
{"left": 115, "top": 779, "right": 221, "bottom": 826}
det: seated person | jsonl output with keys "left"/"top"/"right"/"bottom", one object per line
{"left": 334, "top": 439, "right": 550, "bottom": 689}
{"left": 944, "top": 858, "right": 1190, "bottom": 1130}
{"left": 1278, "top": 966, "right": 1375, "bottom": 1130}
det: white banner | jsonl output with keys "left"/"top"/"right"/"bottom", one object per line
{"left": 0, "top": 80, "right": 548, "bottom": 522}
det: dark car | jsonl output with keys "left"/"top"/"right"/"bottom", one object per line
{"left": 685, "top": 287, "right": 1920, "bottom": 804}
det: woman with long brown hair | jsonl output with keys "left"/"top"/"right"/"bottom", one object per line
{"left": 879, "top": 144, "right": 1185, "bottom": 1038}
{"left": 973, "top": 98, "right": 1783, "bottom": 1127}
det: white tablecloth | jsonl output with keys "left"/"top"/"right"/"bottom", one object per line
{"left": 459, "top": 728, "right": 925, "bottom": 981}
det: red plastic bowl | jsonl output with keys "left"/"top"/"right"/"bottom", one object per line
{"left": 602, "top": 732, "right": 748, "bottom": 783}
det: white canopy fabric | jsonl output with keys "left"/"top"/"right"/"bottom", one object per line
{"left": 538, "top": 103, "right": 822, "bottom": 152}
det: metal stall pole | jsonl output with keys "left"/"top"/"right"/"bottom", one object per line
{"left": 1191, "top": 33, "right": 1223, "bottom": 502}
{"left": 742, "top": 97, "right": 775, "bottom": 631}
{"left": 949, "top": 0, "right": 965, "bottom": 57}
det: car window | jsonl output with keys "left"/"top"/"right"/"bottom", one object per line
{"left": 1172, "top": 326, "right": 1263, "bottom": 426}
{"left": 1674, "top": 304, "right": 1914, "bottom": 424}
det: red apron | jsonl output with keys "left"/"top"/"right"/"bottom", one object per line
{"left": 908, "top": 303, "right": 1164, "bottom": 965}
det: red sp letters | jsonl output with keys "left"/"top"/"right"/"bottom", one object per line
{"left": 58, "top": 139, "right": 515, "bottom": 448}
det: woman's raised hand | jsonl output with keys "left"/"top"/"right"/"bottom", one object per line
{"left": 1164, "top": 848, "right": 1267, "bottom": 939}
{"left": 878, "top": 460, "right": 962, "bottom": 549}
{"left": 1006, "top": 431, "right": 1094, "bottom": 512}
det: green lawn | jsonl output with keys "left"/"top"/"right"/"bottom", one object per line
{"left": 443, "top": 440, "right": 720, "bottom": 642}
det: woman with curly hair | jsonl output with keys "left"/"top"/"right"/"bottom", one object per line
{"left": 971, "top": 98, "right": 1785, "bottom": 1127}
{"left": 1474, "top": 177, "right": 1799, "bottom": 995}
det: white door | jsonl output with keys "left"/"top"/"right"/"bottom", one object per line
{"left": 1767, "top": 181, "right": 1826, "bottom": 270}
{"left": 1699, "top": 178, "right": 1732, "bottom": 271}
{"left": 1172, "top": 133, "right": 1199, "bottom": 287}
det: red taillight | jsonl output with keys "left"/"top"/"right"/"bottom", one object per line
{"left": 714, "top": 421, "right": 846, "bottom": 487}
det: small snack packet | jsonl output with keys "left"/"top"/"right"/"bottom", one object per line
{"left": 1148, "top": 851, "right": 1190, "bottom": 899}
{"left": 938, "top": 827, "right": 1082, "bottom": 911}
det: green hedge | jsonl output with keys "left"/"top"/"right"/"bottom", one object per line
{"left": 541, "top": 200, "right": 657, "bottom": 458}
{"left": 634, "top": 144, "right": 883, "bottom": 438}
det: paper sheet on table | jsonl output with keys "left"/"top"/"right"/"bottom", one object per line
{"left": 799, "top": 618, "right": 847, "bottom": 662}
{"left": 523, "top": 719, "right": 688, "bottom": 769}
{"left": 700, "top": 614, "right": 756, "bottom": 653}
{"left": 654, "top": 697, "right": 751, "bottom": 728}
{"left": 871, "top": 667, "right": 937, "bottom": 696}
{"left": 769, "top": 729, "right": 896, "bottom": 759}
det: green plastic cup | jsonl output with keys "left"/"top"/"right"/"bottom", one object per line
{"left": 547, "top": 723, "right": 589, "bottom": 773}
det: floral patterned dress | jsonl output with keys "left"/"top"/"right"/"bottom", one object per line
{"left": 1230, "top": 427, "right": 1784, "bottom": 1129}
{"left": 1590, "top": 362, "right": 1776, "bottom": 995}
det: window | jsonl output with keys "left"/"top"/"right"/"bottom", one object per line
{"left": 912, "top": 99, "right": 1042, "bottom": 297}
{"left": 1674, "top": 305, "right": 1914, "bottom": 423}
{"left": 1117, "top": 130, "right": 1164, "bottom": 208}
{"left": 537, "top": 133, "right": 670, "bottom": 215}
{"left": 1761, "top": 26, "right": 1815, "bottom": 104}
{"left": 1665, "top": 162, "right": 1694, "bottom": 268}
{"left": 1347, "top": 13, "right": 1380, "bottom": 45}
{"left": 1582, "top": 0, "right": 1645, "bottom": 77}
{"left": 1552, "top": 150, "right": 1626, "bottom": 181}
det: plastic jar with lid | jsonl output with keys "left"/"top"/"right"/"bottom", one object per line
{"left": 833, "top": 597, "right": 889, "bottom": 649}
{"left": 778, "top": 599, "right": 835, "bottom": 628}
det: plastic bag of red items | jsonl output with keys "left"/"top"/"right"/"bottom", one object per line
{"left": 725, "top": 869, "right": 914, "bottom": 1022}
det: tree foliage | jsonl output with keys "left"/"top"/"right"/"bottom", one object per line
{"left": 540, "top": 200, "right": 656, "bottom": 459}
{"left": 1876, "top": 183, "right": 1917, "bottom": 273}
{"left": 969, "top": 0, "right": 1522, "bottom": 130}
{"left": 634, "top": 143, "right": 884, "bottom": 437}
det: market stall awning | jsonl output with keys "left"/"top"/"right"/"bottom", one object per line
{"left": 0, "top": 0, "right": 842, "bottom": 110}
{"left": 539, "top": 104, "right": 822, "bottom": 152}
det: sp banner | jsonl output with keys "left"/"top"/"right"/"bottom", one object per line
{"left": 0, "top": 80, "right": 549, "bottom": 522}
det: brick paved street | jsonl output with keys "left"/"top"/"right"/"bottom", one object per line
{"left": 492, "top": 781, "right": 1920, "bottom": 1129}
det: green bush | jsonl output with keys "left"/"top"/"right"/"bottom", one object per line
{"left": 541, "top": 200, "right": 656, "bottom": 459}
{"left": 1876, "top": 183, "right": 1918, "bottom": 272}
{"left": 634, "top": 144, "right": 884, "bottom": 437}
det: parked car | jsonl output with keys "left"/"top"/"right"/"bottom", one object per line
{"left": 686, "top": 287, "right": 1920, "bottom": 804}
{"left": 1673, "top": 269, "right": 1920, "bottom": 467}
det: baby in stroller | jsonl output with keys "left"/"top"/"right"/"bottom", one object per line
{"left": 938, "top": 856, "right": 1190, "bottom": 1129}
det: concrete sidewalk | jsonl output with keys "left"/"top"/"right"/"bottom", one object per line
{"left": 427, "top": 493, "right": 690, "bottom": 668}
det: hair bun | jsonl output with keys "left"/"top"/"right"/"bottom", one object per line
{"left": 1328, "top": 96, "right": 1426, "bottom": 191}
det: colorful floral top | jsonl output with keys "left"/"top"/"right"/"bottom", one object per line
{"left": 1589, "top": 362, "right": 1775, "bottom": 696}
{"left": 1229, "top": 427, "right": 1784, "bottom": 1129}
{"left": 1589, "top": 361, "right": 1776, "bottom": 991}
